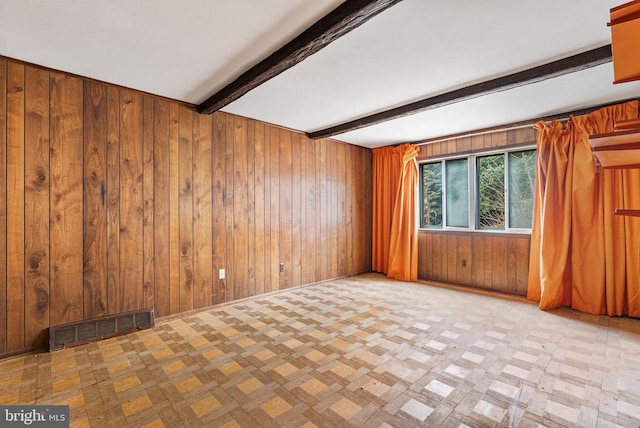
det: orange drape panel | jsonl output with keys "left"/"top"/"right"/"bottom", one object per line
{"left": 372, "top": 144, "right": 420, "bottom": 281}
{"left": 528, "top": 100, "right": 640, "bottom": 317}
{"left": 388, "top": 145, "right": 420, "bottom": 281}
{"left": 372, "top": 146, "right": 403, "bottom": 274}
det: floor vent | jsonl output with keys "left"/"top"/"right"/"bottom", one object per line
{"left": 49, "top": 308, "right": 155, "bottom": 351}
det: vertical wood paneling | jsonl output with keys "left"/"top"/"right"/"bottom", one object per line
{"left": 418, "top": 233, "right": 433, "bottom": 278}
{"left": 345, "top": 145, "right": 354, "bottom": 275}
{"left": 483, "top": 134, "right": 493, "bottom": 149}
{"left": 418, "top": 233, "right": 427, "bottom": 279}
{"left": 224, "top": 113, "right": 235, "bottom": 300}
{"left": 291, "top": 133, "right": 302, "bottom": 287}
{"left": 168, "top": 103, "right": 180, "bottom": 313}
{"left": 298, "top": 136, "right": 308, "bottom": 284}
{"left": 119, "top": 89, "right": 144, "bottom": 313}
{"left": 471, "top": 236, "right": 485, "bottom": 286}
{"left": 447, "top": 140, "right": 456, "bottom": 154}
{"left": 491, "top": 131, "right": 507, "bottom": 148}
{"left": 337, "top": 143, "right": 347, "bottom": 277}
{"left": 193, "top": 113, "right": 213, "bottom": 309}
{"left": 483, "top": 237, "right": 493, "bottom": 289}
{"left": 142, "top": 95, "right": 155, "bottom": 310}
{"left": 364, "top": 149, "right": 373, "bottom": 272}
{"left": 516, "top": 127, "right": 535, "bottom": 144}
{"left": 6, "top": 62, "right": 25, "bottom": 350}
{"left": 261, "top": 123, "right": 272, "bottom": 294}
{"left": 431, "top": 234, "right": 442, "bottom": 281}
{"left": 507, "top": 238, "right": 518, "bottom": 294}
{"left": 419, "top": 231, "right": 530, "bottom": 296}
{"left": 269, "top": 125, "right": 280, "bottom": 292}
{"left": 446, "top": 235, "right": 457, "bottom": 282}
{"left": 24, "top": 66, "right": 49, "bottom": 348}
{"left": 0, "top": 59, "right": 375, "bottom": 357}
{"left": 431, "top": 142, "right": 440, "bottom": 157}
{"left": 233, "top": 116, "right": 249, "bottom": 298}
{"left": 106, "top": 86, "right": 120, "bottom": 315}
{"left": 0, "top": 59, "right": 7, "bottom": 353}
{"left": 318, "top": 139, "right": 328, "bottom": 281}
{"left": 515, "top": 238, "right": 530, "bottom": 295}
{"left": 424, "top": 233, "right": 433, "bottom": 277}
{"left": 491, "top": 237, "right": 507, "bottom": 290}
{"left": 50, "top": 72, "right": 83, "bottom": 326}
{"left": 254, "top": 122, "right": 265, "bottom": 296}
{"left": 153, "top": 99, "right": 170, "bottom": 317}
{"left": 279, "top": 129, "right": 292, "bottom": 289}
{"left": 329, "top": 141, "right": 339, "bottom": 279}
{"left": 211, "top": 113, "right": 226, "bottom": 304}
{"left": 178, "top": 106, "right": 194, "bottom": 312}
{"left": 304, "top": 136, "right": 317, "bottom": 283}
{"left": 457, "top": 235, "right": 471, "bottom": 285}
{"left": 434, "top": 235, "right": 448, "bottom": 281}
{"left": 247, "top": 121, "right": 256, "bottom": 297}
{"left": 352, "top": 146, "right": 363, "bottom": 274}
{"left": 423, "top": 143, "right": 432, "bottom": 159}
{"left": 471, "top": 135, "right": 484, "bottom": 151}
{"left": 83, "top": 81, "right": 108, "bottom": 320}
{"left": 457, "top": 137, "right": 471, "bottom": 153}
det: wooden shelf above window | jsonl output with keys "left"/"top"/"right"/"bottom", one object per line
{"left": 590, "top": 125, "right": 640, "bottom": 168}
{"left": 590, "top": 118, "right": 640, "bottom": 217}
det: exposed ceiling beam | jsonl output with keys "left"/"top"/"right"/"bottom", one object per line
{"left": 197, "top": 0, "right": 404, "bottom": 115}
{"left": 308, "top": 44, "right": 613, "bottom": 140}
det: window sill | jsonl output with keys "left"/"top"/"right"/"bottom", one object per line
{"left": 418, "top": 228, "right": 532, "bottom": 238}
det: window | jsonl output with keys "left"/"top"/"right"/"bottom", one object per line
{"left": 445, "top": 159, "right": 468, "bottom": 227}
{"left": 508, "top": 150, "right": 536, "bottom": 228}
{"left": 420, "top": 148, "right": 536, "bottom": 232}
{"left": 477, "top": 154, "right": 504, "bottom": 229}
{"left": 421, "top": 163, "right": 442, "bottom": 228}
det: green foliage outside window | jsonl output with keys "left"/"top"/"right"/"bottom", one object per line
{"left": 422, "top": 163, "right": 442, "bottom": 227}
{"left": 477, "top": 155, "right": 505, "bottom": 229}
{"left": 420, "top": 148, "right": 536, "bottom": 231}
{"left": 508, "top": 150, "right": 536, "bottom": 228}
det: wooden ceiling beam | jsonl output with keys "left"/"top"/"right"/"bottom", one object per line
{"left": 307, "top": 45, "right": 613, "bottom": 140}
{"left": 197, "top": 0, "right": 404, "bottom": 115}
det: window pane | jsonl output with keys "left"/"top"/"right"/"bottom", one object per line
{"left": 422, "top": 163, "right": 442, "bottom": 228}
{"left": 445, "top": 159, "right": 468, "bottom": 227}
{"left": 509, "top": 150, "right": 536, "bottom": 228}
{"left": 477, "top": 154, "right": 505, "bottom": 229}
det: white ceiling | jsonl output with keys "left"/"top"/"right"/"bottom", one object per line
{"left": 2, "top": 0, "right": 640, "bottom": 149}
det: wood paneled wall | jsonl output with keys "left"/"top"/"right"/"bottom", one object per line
{"left": 418, "top": 231, "right": 530, "bottom": 295}
{"left": 416, "top": 127, "right": 535, "bottom": 296}
{"left": 417, "top": 127, "right": 536, "bottom": 162}
{"left": 0, "top": 58, "right": 372, "bottom": 356}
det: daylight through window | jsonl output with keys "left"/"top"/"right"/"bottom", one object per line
{"left": 420, "top": 148, "right": 536, "bottom": 231}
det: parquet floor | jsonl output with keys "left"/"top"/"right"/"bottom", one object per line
{"left": 1, "top": 274, "right": 639, "bottom": 427}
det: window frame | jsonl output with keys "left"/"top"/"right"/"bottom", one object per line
{"left": 419, "top": 145, "right": 536, "bottom": 234}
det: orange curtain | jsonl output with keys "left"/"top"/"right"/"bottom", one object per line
{"left": 388, "top": 145, "right": 420, "bottom": 281}
{"left": 528, "top": 100, "right": 640, "bottom": 317}
{"left": 372, "top": 146, "right": 403, "bottom": 274}
{"left": 372, "top": 144, "right": 420, "bottom": 281}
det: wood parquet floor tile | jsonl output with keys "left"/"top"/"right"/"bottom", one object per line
{"left": 1, "top": 273, "right": 639, "bottom": 427}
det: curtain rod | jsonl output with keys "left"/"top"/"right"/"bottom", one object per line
{"left": 415, "top": 97, "right": 640, "bottom": 146}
